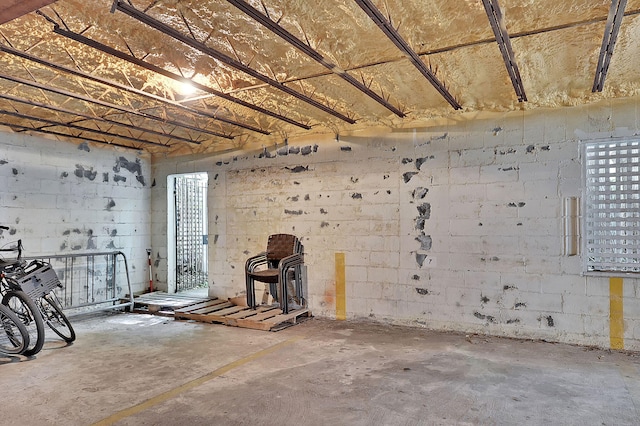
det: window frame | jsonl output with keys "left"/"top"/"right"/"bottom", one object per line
{"left": 581, "top": 138, "right": 640, "bottom": 276}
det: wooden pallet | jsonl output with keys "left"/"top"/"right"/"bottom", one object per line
{"left": 130, "top": 291, "right": 212, "bottom": 316}
{"left": 174, "top": 301, "right": 312, "bottom": 331}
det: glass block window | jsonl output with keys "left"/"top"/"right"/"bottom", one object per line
{"left": 583, "top": 140, "right": 640, "bottom": 273}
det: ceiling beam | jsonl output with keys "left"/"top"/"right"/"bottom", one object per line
{"left": 0, "top": 92, "right": 202, "bottom": 145}
{"left": 481, "top": 0, "right": 527, "bottom": 102}
{"left": 0, "top": 0, "right": 57, "bottom": 24}
{"left": 0, "top": 72, "right": 234, "bottom": 140}
{"left": 49, "top": 27, "right": 310, "bottom": 131}
{"left": 0, "top": 108, "right": 169, "bottom": 148}
{"left": 0, "top": 121, "right": 142, "bottom": 151}
{"left": 112, "top": 0, "right": 356, "bottom": 124}
{"left": 225, "top": 0, "right": 404, "bottom": 118}
{"left": 593, "top": 0, "right": 628, "bottom": 92}
{"left": 2, "top": 39, "right": 268, "bottom": 136}
{"left": 353, "top": 0, "right": 461, "bottom": 110}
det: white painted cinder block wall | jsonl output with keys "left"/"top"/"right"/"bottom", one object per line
{"left": 151, "top": 98, "right": 640, "bottom": 350}
{"left": 0, "top": 132, "right": 151, "bottom": 296}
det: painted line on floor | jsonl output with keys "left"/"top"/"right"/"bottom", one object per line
{"left": 92, "top": 335, "right": 304, "bottom": 426}
{"left": 335, "top": 252, "right": 346, "bottom": 320}
{"left": 610, "top": 277, "right": 624, "bottom": 350}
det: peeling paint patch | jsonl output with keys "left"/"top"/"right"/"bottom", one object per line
{"left": 288, "top": 146, "right": 300, "bottom": 154}
{"left": 350, "top": 177, "right": 359, "bottom": 183}
{"left": 320, "top": 208, "right": 328, "bottom": 215}
{"left": 74, "top": 165, "right": 97, "bottom": 180}
{"left": 351, "top": 193, "right": 362, "bottom": 199}
{"left": 320, "top": 221, "right": 330, "bottom": 228}
{"left": 415, "top": 156, "right": 434, "bottom": 170}
{"left": 402, "top": 158, "right": 414, "bottom": 164}
{"left": 114, "top": 157, "right": 142, "bottom": 175}
{"left": 60, "top": 171, "right": 68, "bottom": 178}
{"left": 300, "top": 145, "right": 318, "bottom": 155}
{"left": 481, "top": 256, "right": 500, "bottom": 262}
{"left": 106, "top": 199, "right": 116, "bottom": 211}
{"left": 304, "top": 194, "right": 310, "bottom": 201}
{"left": 214, "top": 235, "right": 219, "bottom": 244}
{"left": 284, "top": 209, "right": 303, "bottom": 215}
{"left": 506, "top": 318, "right": 520, "bottom": 324}
{"left": 416, "top": 253, "right": 427, "bottom": 267}
{"left": 541, "top": 145, "right": 550, "bottom": 151}
{"left": 415, "top": 234, "right": 432, "bottom": 251}
{"left": 413, "top": 187, "right": 428, "bottom": 199}
{"left": 259, "top": 148, "right": 275, "bottom": 158}
{"left": 103, "top": 173, "right": 109, "bottom": 182}
{"left": 526, "top": 145, "right": 535, "bottom": 153}
{"left": 503, "top": 285, "right": 517, "bottom": 290}
{"left": 277, "top": 146, "right": 289, "bottom": 156}
{"left": 340, "top": 146, "right": 352, "bottom": 152}
{"left": 12, "top": 168, "right": 18, "bottom": 175}
{"left": 286, "top": 165, "right": 309, "bottom": 173}
{"left": 114, "top": 175, "right": 126, "bottom": 183}
{"left": 415, "top": 218, "right": 426, "bottom": 231}
{"left": 417, "top": 203, "right": 431, "bottom": 219}
{"left": 412, "top": 275, "right": 420, "bottom": 280}
{"left": 539, "top": 315, "right": 555, "bottom": 327}
{"left": 481, "top": 294, "right": 490, "bottom": 304}
{"left": 507, "top": 202, "right": 526, "bottom": 207}
{"left": 496, "top": 148, "right": 516, "bottom": 155}
{"left": 474, "top": 312, "right": 496, "bottom": 323}
{"left": 499, "top": 166, "right": 519, "bottom": 171}
{"left": 492, "top": 127, "right": 503, "bottom": 135}
{"left": 415, "top": 287, "right": 430, "bottom": 295}
{"left": 78, "top": 142, "right": 90, "bottom": 152}
{"left": 403, "top": 172, "right": 418, "bottom": 183}
{"left": 0, "top": 160, "right": 7, "bottom": 165}
{"left": 515, "top": 302, "right": 527, "bottom": 309}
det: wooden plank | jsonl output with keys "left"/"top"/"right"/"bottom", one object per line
{"left": 185, "top": 302, "right": 233, "bottom": 315}
{"left": 209, "top": 305, "right": 246, "bottom": 317}
{"left": 234, "top": 308, "right": 282, "bottom": 330}
{"left": 225, "top": 306, "right": 272, "bottom": 320}
{"left": 261, "top": 308, "right": 310, "bottom": 325}
{"left": 174, "top": 299, "right": 225, "bottom": 313}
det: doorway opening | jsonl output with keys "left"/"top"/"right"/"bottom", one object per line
{"left": 167, "top": 172, "right": 208, "bottom": 295}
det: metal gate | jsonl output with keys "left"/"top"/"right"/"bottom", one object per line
{"left": 174, "top": 173, "right": 208, "bottom": 292}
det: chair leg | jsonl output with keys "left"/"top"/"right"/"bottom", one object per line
{"left": 245, "top": 275, "right": 256, "bottom": 309}
{"left": 279, "top": 267, "right": 289, "bottom": 314}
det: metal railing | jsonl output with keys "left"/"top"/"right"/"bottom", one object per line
{"left": 24, "top": 251, "right": 134, "bottom": 313}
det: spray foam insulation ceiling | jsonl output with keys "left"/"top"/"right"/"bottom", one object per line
{"left": 0, "top": 0, "right": 639, "bottom": 156}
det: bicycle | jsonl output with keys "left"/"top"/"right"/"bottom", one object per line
{"left": 0, "top": 303, "right": 30, "bottom": 355}
{"left": 0, "top": 226, "right": 75, "bottom": 356}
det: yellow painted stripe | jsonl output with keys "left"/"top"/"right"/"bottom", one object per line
{"left": 336, "top": 252, "right": 346, "bottom": 320}
{"left": 610, "top": 277, "right": 624, "bottom": 350}
{"left": 92, "top": 336, "right": 303, "bottom": 426}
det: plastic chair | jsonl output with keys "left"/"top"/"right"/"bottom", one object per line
{"left": 245, "top": 234, "right": 304, "bottom": 314}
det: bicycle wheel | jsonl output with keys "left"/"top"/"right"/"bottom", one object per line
{"left": 38, "top": 294, "right": 75, "bottom": 343}
{"left": 2, "top": 289, "right": 45, "bottom": 356}
{"left": 0, "top": 304, "right": 29, "bottom": 355}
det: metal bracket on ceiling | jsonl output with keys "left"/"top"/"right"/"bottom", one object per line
{"left": 481, "top": 0, "right": 527, "bottom": 102}
{"left": 112, "top": 0, "right": 357, "bottom": 124}
{"left": 593, "top": 0, "right": 628, "bottom": 92}
{"left": 353, "top": 0, "right": 461, "bottom": 110}
{"left": 225, "top": 0, "right": 405, "bottom": 118}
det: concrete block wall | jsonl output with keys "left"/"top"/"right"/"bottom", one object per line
{"left": 0, "top": 131, "right": 151, "bottom": 296}
{"left": 151, "top": 98, "right": 640, "bottom": 351}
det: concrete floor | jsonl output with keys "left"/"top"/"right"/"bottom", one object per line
{"left": 2, "top": 312, "right": 640, "bottom": 426}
